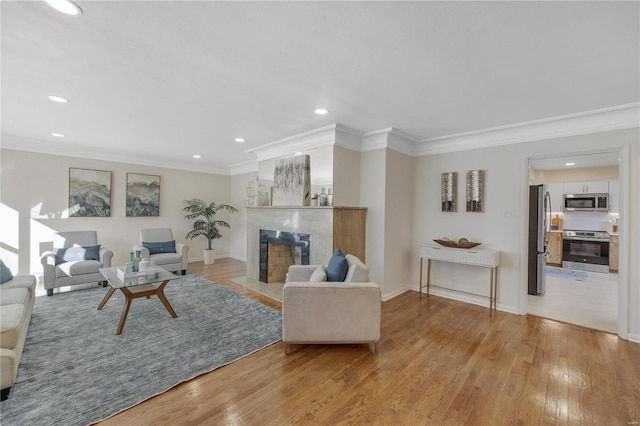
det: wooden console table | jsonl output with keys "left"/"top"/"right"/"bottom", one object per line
{"left": 419, "top": 244, "right": 501, "bottom": 314}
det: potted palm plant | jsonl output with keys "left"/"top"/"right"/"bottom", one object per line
{"left": 183, "top": 198, "right": 238, "bottom": 265}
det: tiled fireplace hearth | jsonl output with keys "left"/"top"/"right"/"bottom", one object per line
{"left": 246, "top": 206, "right": 367, "bottom": 282}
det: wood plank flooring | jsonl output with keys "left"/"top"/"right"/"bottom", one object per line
{"left": 99, "top": 258, "right": 640, "bottom": 425}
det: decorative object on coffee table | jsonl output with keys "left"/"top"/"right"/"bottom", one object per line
{"left": 183, "top": 198, "right": 238, "bottom": 265}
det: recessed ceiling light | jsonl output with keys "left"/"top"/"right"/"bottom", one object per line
{"left": 294, "top": 152, "right": 302, "bottom": 156}
{"left": 193, "top": 155, "right": 201, "bottom": 159}
{"left": 234, "top": 138, "right": 245, "bottom": 143}
{"left": 314, "top": 108, "right": 328, "bottom": 115}
{"left": 44, "top": 0, "right": 83, "bottom": 15}
{"left": 48, "top": 95, "right": 68, "bottom": 103}
{"left": 565, "top": 162, "right": 575, "bottom": 166}
{"left": 51, "top": 133, "right": 64, "bottom": 138}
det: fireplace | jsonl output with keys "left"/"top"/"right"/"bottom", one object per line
{"left": 259, "top": 230, "right": 310, "bottom": 283}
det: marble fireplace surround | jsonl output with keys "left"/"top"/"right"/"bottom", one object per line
{"left": 246, "top": 206, "right": 366, "bottom": 282}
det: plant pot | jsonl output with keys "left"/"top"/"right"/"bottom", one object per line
{"left": 203, "top": 249, "right": 216, "bottom": 265}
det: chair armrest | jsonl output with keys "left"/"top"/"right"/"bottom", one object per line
{"left": 40, "top": 251, "right": 55, "bottom": 266}
{"left": 40, "top": 251, "right": 56, "bottom": 288}
{"left": 175, "top": 243, "right": 189, "bottom": 269}
{"left": 99, "top": 247, "right": 113, "bottom": 267}
{"left": 1, "top": 348, "right": 19, "bottom": 390}
{"left": 285, "top": 265, "right": 319, "bottom": 282}
{"left": 133, "top": 244, "right": 150, "bottom": 260}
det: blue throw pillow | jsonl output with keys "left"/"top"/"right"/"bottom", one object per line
{"left": 54, "top": 245, "right": 101, "bottom": 265}
{"left": 326, "top": 248, "right": 348, "bottom": 282}
{"left": 1, "top": 260, "right": 14, "bottom": 284}
{"left": 142, "top": 240, "right": 176, "bottom": 255}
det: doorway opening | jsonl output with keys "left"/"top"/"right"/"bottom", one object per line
{"left": 526, "top": 151, "right": 620, "bottom": 333}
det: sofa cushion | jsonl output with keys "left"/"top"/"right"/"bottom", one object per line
{"left": 142, "top": 240, "right": 176, "bottom": 255}
{"left": 54, "top": 245, "right": 101, "bottom": 265}
{"left": 0, "top": 304, "right": 26, "bottom": 349}
{"left": 344, "top": 254, "right": 369, "bottom": 283}
{"left": 148, "top": 253, "right": 182, "bottom": 266}
{"left": 0, "top": 288, "right": 30, "bottom": 307}
{"left": 326, "top": 248, "right": 348, "bottom": 282}
{"left": 1, "top": 260, "right": 13, "bottom": 284}
{"left": 310, "top": 265, "right": 327, "bottom": 282}
{"left": 56, "top": 260, "right": 102, "bottom": 277}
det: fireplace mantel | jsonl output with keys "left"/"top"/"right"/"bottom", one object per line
{"left": 246, "top": 206, "right": 367, "bottom": 281}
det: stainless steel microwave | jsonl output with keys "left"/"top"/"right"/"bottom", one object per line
{"left": 563, "top": 193, "right": 609, "bottom": 212}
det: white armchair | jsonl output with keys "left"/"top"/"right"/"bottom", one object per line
{"left": 40, "top": 230, "right": 113, "bottom": 296}
{"left": 134, "top": 228, "right": 188, "bottom": 275}
{"left": 282, "top": 254, "right": 381, "bottom": 354}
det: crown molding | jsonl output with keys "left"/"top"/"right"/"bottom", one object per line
{"left": 0, "top": 134, "right": 230, "bottom": 175}
{"left": 244, "top": 124, "right": 335, "bottom": 162}
{"left": 414, "top": 103, "right": 640, "bottom": 156}
{"left": 361, "top": 127, "right": 417, "bottom": 156}
{"left": 229, "top": 160, "right": 258, "bottom": 176}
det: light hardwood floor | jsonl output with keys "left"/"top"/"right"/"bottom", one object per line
{"left": 527, "top": 269, "right": 618, "bottom": 333}
{"left": 99, "top": 258, "right": 640, "bottom": 425}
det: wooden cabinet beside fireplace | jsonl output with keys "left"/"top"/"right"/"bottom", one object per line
{"left": 333, "top": 207, "right": 367, "bottom": 262}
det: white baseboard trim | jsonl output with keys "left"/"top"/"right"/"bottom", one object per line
{"left": 187, "top": 251, "right": 229, "bottom": 264}
{"left": 381, "top": 286, "right": 411, "bottom": 301}
{"left": 627, "top": 333, "right": 640, "bottom": 344}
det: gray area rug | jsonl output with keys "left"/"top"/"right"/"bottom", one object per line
{"left": 0, "top": 274, "right": 282, "bottom": 425}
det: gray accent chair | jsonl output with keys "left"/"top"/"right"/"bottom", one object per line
{"left": 282, "top": 254, "right": 381, "bottom": 354}
{"left": 134, "top": 228, "right": 188, "bottom": 275}
{"left": 40, "top": 231, "right": 113, "bottom": 296}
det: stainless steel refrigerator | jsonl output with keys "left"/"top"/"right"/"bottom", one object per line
{"left": 528, "top": 184, "right": 551, "bottom": 295}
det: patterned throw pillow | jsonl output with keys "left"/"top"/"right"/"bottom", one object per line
{"left": 53, "top": 245, "right": 101, "bottom": 265}
{"left": 142, "top": 240, "right": 176, "bottom": 255}
{"left": 326, "top": 248, "right": 348, "bottom": 282}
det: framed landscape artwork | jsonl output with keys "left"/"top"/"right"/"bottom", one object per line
{"left": 126, "top": 173, "right": 160, "bottom": 217}
{"left": 68, "top": 168, "right": 112, "bottom": 217}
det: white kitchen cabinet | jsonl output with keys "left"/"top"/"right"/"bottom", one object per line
{"left": 609, "top": 180, "right": 619, "bottom": 213}
{"left": 546, "top": 182, "right": 564, "bottom": 213}
{"left": 563, "top": 180, "right": 609, "bottom": 194}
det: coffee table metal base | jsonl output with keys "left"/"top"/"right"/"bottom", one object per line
{"left": 97, "top": 279, "right": 177, "bottom": 335}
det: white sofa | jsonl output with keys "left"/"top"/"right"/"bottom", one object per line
{"left": 282, "top": 254, "right": 381, "bottom": 354}
{"left": 0, "top": 274, "right": 36, "bottom": 400}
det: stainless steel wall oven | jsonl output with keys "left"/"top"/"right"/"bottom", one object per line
{"left": 562, "top": 230, "right": 610, "bottom": 273}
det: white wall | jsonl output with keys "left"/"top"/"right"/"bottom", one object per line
{"left": 1, "top": 149, "right": 232, "bottom": 274}
{"left": 383, "top": 149, "right": 415, "bottom": 298}
{"left": 359, "top": 149, "right": 387, "bottom": 290}
{"left": 229, "top": 171, "right": 257, "bottom": 261}
{"left": 333, "top": 145, "right": 361, "bottom": 207}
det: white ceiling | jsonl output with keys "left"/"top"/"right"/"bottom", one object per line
{"left": 2, "top": 1, "right": 638, "bottom": 174}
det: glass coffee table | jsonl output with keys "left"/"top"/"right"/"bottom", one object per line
{"left": 98, "top": 266, "right": 180, "bottom": 335}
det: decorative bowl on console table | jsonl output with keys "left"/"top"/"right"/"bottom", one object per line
{"left": 433, "top": 238, "right": 481, "bottom": 249}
